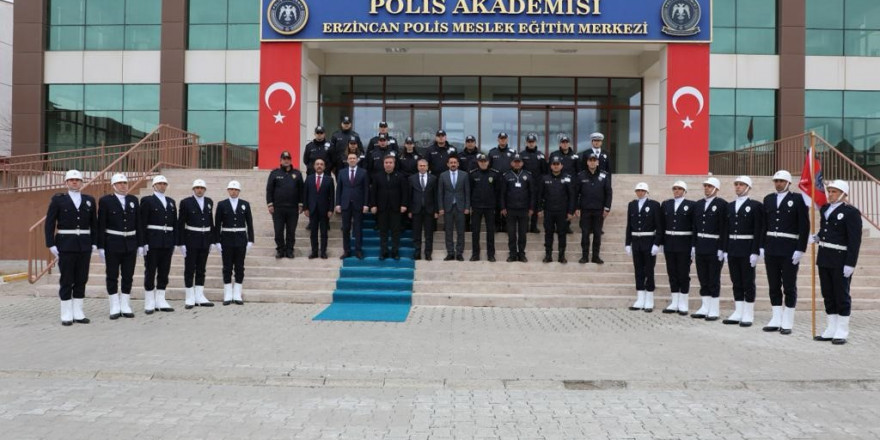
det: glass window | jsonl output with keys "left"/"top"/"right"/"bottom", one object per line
{"left": 805, "top": 118, "right": 844, "bottom": 146}
{"left": 844, "top": 30, "right": 880, "bottom": 57}
{"left": 845, "top": 0, "right": 880, "bottom": 30}
{"left": 190, "top": 0, "right": 228, "bottom": 24}
{"left": 228, "top": 0, "right": 260, "bottom": 24}
{"left": 441, "top": 107, "right": 479, "bottom": 146}
{"left": 736, "top": 28, "right": 777, "bottom": 54}
{"left": 48, "top": 85, "right": 85, "bottom": 111}
{"left": 85, "top": 25, "right": 125, "bottom": 50}
{"left": 521, "top": 77, "right": 574, "bottom": 105}
{"left": 86, "top": 0, "right": 124, "bottom": 25}
{"left": 85, "top": 85, "right": 123, "bottom": 111}
{"left": 48, "top": 26, "right": 85, "bottom": 51}
{"left": 735, "top": 89, "right": 775, "bottom": 116}
{"left": 844, "top": 91, "right": 880, "bottom": 118}
{"left": 386, "top": 77, "right": 439, "bottom": 104}
{"left": 50, "top": 0, "right": 86, "bottom": 25}
{"left": 442, "top": 77, "right": 479, "bottom": 103}
{"left": 712, "top": 0, "right": 776, "bottom": 54}
{"left": 710, "top": 89, "right": 735, "bottom": 116}
{"left": 710, "top": 116, "right": 736, "bottom": 153}
{"left": 123, "top": 111, "right": 159, "bottom": 135}
{"left": 125, "top": 0, "right": 161, "bottom": 25}
{"left": 227, "top": 84, "right": 259, "bottom": 111}
{"left": 352, "top": 77, "right": 383, "bottom": 104}
{"left": 188, "top": 25, "right": 228, "bottom": 50}
{"left": 713, "top": 0, "right": 735, "bottom": 28}
{"left": 123, "top": 85, "right": 160, "bottom": 110}
{"left": 736, "top": 0, "right": 775, "bottom": 28}
{"left": 480, "top": 107, "right": 517, "bottom": 151}
{"left": 709, "top": 88, "right": 776, "bottom": 152}
{"left": 227, "top": 24, "right": 260, "bottom": 50}
{"left": 711, "top": 28, "right": 736, "bottom": 54}
{"left": 187, "top": 111, "right": 225, "bottom": 144}
{"left": 806, "top": 0, "right": 843, "bottom": 29}
{"left": 186, "top": 84, "right": 259, "bottom": 147}
{"left": 187, "top": 0, "right": 258, "bottom": 50}
{"left": 807, "top": 30, "right": 844, "bottom": 55}
{"left": 320, "top": 76, "right": 352, "bottom": 104}
{"left": 188, "top": 85, "right": 227, "bottom": 111}
{"left": 352, "top": 106, "right": 383, "bottom": 135}
{"left": 226, "top": 112, "right": 258, "bottom": 146}
{"left": 610, "top": 78, "right": 641, "bottom": 107}
{"left": 805, "top": 91, "right": 843, "bottom": 118}
{"left": 611, "top": 108, "right": 642, "bottom": 173}
{"left": 48, "top": 0, "right": 160, "bottom": 50}
{"left": 577, "top": 78, "right": 608, "bottom": 106}
{"left": 124, "top": 25, "right": 161, "bottom": 50}
{"left": 481, "top": 77, "right": 518, "bottom": 103}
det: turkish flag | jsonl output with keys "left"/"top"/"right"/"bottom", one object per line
{"left": 799, "top": 147, "right": 827, "bottom": 207}
{"left": 666, "top": 44, "right": 710, "bottom": 174}
{"left": 259, "top": 42, "right": 302, "bottom": 169}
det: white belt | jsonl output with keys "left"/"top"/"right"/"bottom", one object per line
{"left": 819, "top": 242, "right": 847, "bottom": 251}
{"left": 697, "top": 233, "right": 720, "bottom": 239}
{"left": 729, "top": 234, "right": 754, "bottom": 240}
{"left": 767, "top": 231, "right": 798, "bottom": 239}
{"left": 221, "top": 227, "right": 247, "bottom": 232}
{"left": 106, "top": 229, "right": 137, "bottom": 237}
{"left": 185, "top": 225, "right": 212, "bottom": 233}
{"left": 631, "top": 231, "right": 655, "bottom": 237}
{"left": 147, "top": 225, "right": 174, "bottom": 232}
{"left": 665, "top": 231, "right": 693, "bottom": 236}
{"left": 57, "top": 229, "right": 90, "bottom": 235}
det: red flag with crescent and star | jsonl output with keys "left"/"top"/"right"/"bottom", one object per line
{"left": 665, "top": 43, "right": 710, "bottom": 174}
{"left": 258, "top": 42, "right": 302, "bottom": 169}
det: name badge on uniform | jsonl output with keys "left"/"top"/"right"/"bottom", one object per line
{"left": 324, "top": 143, "right": 330, "bottom": 149}
{"left": 488, "top": 177, "right": 493, "bottom": 183}
{"left": 572, "top": 155, "right": 579, "bottom": 160}
{"left": 563, "top": 177, "right": 570, "bottom": 183}
{"left": 515, "top": 183, "right": 522, "bottom": 188}
{"left": 837, "top": 213, "right": 844, "bottom": 220}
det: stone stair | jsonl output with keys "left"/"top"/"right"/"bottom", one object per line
{"left": 36, "top": 169, "right": 880, "bottom": 310}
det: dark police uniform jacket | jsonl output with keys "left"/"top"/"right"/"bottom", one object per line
{"left": 458, "top": 148, "right": 481, "bottom": 173}
{"left": 817, "top": 203, "right": 862, "bottom": 268}
{"left": 97, "top": 193, "right": 141, "bottom": 253}
{"left": 548, "top": 149, "right": 581, "bottom": 176}
{"left": 329, "top": 128, "right": 362, "bottom": 159}
{"left": 538, "top": 172, "right": 575, "bottom": 214}
{"left": 366, "top": 147, "right": 397, "bottom": 177}
{"left": 215, "top": 198, "right": 255, "bottom": 248}
{"left": 692, "top": 197, "right": 727, "bottom": 256}
{"left": 500, "top": 169, "right": 536, "bottom": 212}
{"left": 660, "top": 198, "right": 695, "bottom": 253}
{"left": 426, "top": 142, "right": 457, "bottom": 176}
{"left": 469, "top": 168, "right": 502, "bottom": 210}
{"left": 266, "top": 166, "right": 304, "bottom": 209}
{"left": 177, "top": 196, "right": 215, "bottom": 250}
{"left": 367, "top": 135, "right": 399, "bottom": 156}
{"left": 724, "top": 197, "right": 764, "bottom": 257}
{"left": 520, "top": 147, "right": 548, "bottom": 178}
{"left": 397, "top": 150, "right": 421, "bottom": 177}
{"left": 488, "top": 146, "right": 515, "bottom": 175}
{"left": 762, "top": 191, "right": 809, "bottom": 257}
{"left": 45, "top": 192, "right": 98, "bottom": 252}
{"left": 625, "top": 198, "right": 663, "bottom": 252}
{"left": 302, "top": 138, "right": 333, "bottom": 175}
{"left": 584, "top": 149, "right": 611, "bottom": 174}
{"left": 575, "top": 169, "right": 612, "bottom": 212}
{"left": 140, "top": 194, "right": 177, "bottom": 249}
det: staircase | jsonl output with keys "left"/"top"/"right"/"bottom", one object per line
{"left": 34, "top": 169, "right": 880, "bottom": 310}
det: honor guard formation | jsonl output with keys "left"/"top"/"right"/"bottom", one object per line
{"left": 45, "top": 116, "right": 863, "bottom": 345}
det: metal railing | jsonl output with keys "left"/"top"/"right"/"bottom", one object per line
{"left": 23, "top": 125, "right": 256, "bottom": 284}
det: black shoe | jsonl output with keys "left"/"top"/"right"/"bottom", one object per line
{"left": 529, "top": 227, "right": 541, "bottom": 234}
{"left": 470, "top": 254, "right": 480, "bottom": 262}
{"left": 197, "top": 302, "right": 214, "bottom": 307}
{"left": 814, "top": 335, "right": 833, "bottom": 341}
{"left": 705, "top": 316, "right": 719, "bottom": 321}
{"left": 456, "top": 254, "right": 464, "bottom": 261}
{"left": 487, "top": 255, "right": 496, "bottom": 262}
{"left": 379, "top": 254, "right": 387, "bottom": 261}
{"left": 779, "top": 328, "right": 792, "bottom": 335}
{"left": 340, "top": 252, "right": 351, "bottom": 260}
{"left": 591, "top": 256, "right": 604, "bottom": 265}
{"left": 413, "top": 254, "right": 422, "bottom": 261}
{"left": 444, "top": 254, "right": 455, "bottom": 261}
{"left": 566, "top": 226, "right": 574, "bottom": 234}
{"left": 109, "top": 313, "right": 121, "bottom": 320}
{"left": 662, "top": 307, "right": 677, "bottom": 314}
{"left": 185, "top": 305, "right": 194, "bottom": 310}
{"left": 677, "top": 310, "right": 688, "bottom": 316}
{"left": 519, "top": 254, "right": 528, "bottom": 263}
{"left": 234, "top": 300, "right": 244, "bottom": 305}
{"left": 507, "top": 255, "right": 517, "bottom": 262}
{"left": 739, "top": 321, "right": 753, "bottom": 328}
{"left": 74, "top": 318, "right": 90, "bottom": 324}
{"left": 543, "top": 254, "right": 552, "bottom": 263}
{"left": 223, "top": 300, "right": 231, "bottom": 306}
{"left": 122, "top": 312, "right": 134, "bottom": 318}
{"left": 762, "top": 325, "right": 780, "bottom": 332}
{"left": 832, "top": 338, "right": 847, "bottom": 345}
{"left": 393, "top": 253, "right": 400, "bottom": 260}
{"left": 62, "top": 320, "right": 73, "bottom": 326}
{"left": 308, "top": 252, "right": 318, "bottom": 259}
{"left": 356, "top": 251, "right": 364, "bottom": 260}
{"left": 722, "top": 318, "right": 740, "bottom": 325}
{"left": 286, "top": 249, "right": 295, "bottom": 259}
{"left": 425, "top": 254, "right": 432, "bottom": 261}
{"left": 320, "top": 252, "right": 328, "bottom": 259}
{"left": 578, "top": 256, "right": 589, "bottom": 264}
{"left": 275, "top": 250, "right": 284, "bottom": 259}
{"left": 558, "top": 255, "right": 567, "bottom": 264}
{"left": 691, "top": 312, "right": 706, "bottom": 319}
{"left": 145, "top": 309, "right": 154, "bottom": 315}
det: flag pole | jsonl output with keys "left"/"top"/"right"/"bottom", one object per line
{"left": 809, "top": 132, "right": 817, "bottom": 339}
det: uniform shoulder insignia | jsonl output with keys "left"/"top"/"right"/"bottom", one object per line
{"left": 538, "top": 154, "right": 544, "bottom": 159}
{"left": 572, "top": 154, "right": 579, "bottom": 159}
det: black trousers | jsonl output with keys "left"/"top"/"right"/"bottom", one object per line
{"left": 272, "top": 207, "right": 299, "bottom": 252}
{"left": 221, "top": 246, "right": 247, "bottom": 284}
{"left": 543, "top": 211, "right": 567, "bottom": 253}
{"left": 411, "top": 211, "right": 435, "bottom": 255}
{"left": 728, "top": 256, "right": 756, "bottom": 302}
{"left": 632, "top": 249, "right": 656, "bottom": 291}
{"left": 183, "top": 247, "right": 210, "bottom": 288}
{"left": 444, "top": 207, "right": 466, "bottom": 256}
{"left": 471, "top": 208, "right": 495, "bottom": 256}
{"left": 765, "top": 255, "right": 799, "bottom": 307}
{"left": 377, "top": 209, "right": 402, "bottom": 255}
{"left": 495, "top": 210, "right": 507, "bottom": 232}
{"left": 58, "top": 251, "right": 91, "bottom": 300}
{"left": 818, "top": 266, "right": 852, "bottom": 316}
{"left": 695, "top": 254, "right": 723, "bottom": 298}
{"left": 664, "top": 251, "right": 692, "bottom": 293}
{"left": 529, "top": 212, "right": 539, "bottom": 231}
{"left": 144, "top": 247, "right": 174, "bottom": 291}
{"left": 579, "top": 210, "right": 604, "bottom": 256}
{"left": 309, "top": 212, "right": 330, "bottom": 254}
{"left": 105, "top": 250, "right": 137, "bottom": 295}
{"left": 341, "top": 207, "right": 364, "bottom": 253}
{"left": 507, "top": 209, "right": 528, "bottom": 254}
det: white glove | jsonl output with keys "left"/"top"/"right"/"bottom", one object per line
{"left": 659, "top": 245, "right": 664, "bottom": 254}
{"left": 792, "top": 250, "right": 804, "bottom": 265}
{"left": 759, "top": 248, "right": 765, "bottom": 260}
{"left": 49, "top": 246, "right": 59, "bottom": 257}
{"left": 625, "top": 245, "right": 632, "bottom": 257}
{"left": 92, "top": 245, "right": 97, "bottom": 252}
{"left": 690, "top": 247, "right": 696, "bottom": 259}
{"left": 99, "top": 249, "right": 106, "bottom": 263}
{"left": 650, "top": 245, "right": 659, "bottom": 256}
{"left": 717, "top": 250, "right": 724, "bottom": 262}
{"left": 216, "top": 243, "right": 222, "bottom": 253}
{"left": 178, "top": 245, "right": 187, "bottom": 258}
{"left": 137, "top": 247, "right": 145, "bottom": 257}
{"left": 749, "top": 254, "right": 758, "bottom": 267}
{"left": 246, "top": 242, "right": 254, "bottom": 252}
{"left": 808, "top": 234, "right": 819, "bottom": 244}
{"left": 723, "top": 252, "right": 728, "bottom": 262}
{"left": 143, "top": 244, "right": 149, "bottom": 254}
{"left": 843, "top": 265, "right": 855, "bottom": 278}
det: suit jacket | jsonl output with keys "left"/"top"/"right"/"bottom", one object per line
{"left": 336, "top": 166, "right": 370, "bottom": 211}
{"left": 437, "top": 169, "right": 470, "bottom": 212}
{"left": 177, "top": 196, "right": 215, "bottom": 249}
{"left": 625, "top": 198, "right": 663, "bottom": 251}
{"left": 692, "top": 197, "right": 728, "bottom": 256}
{"left": 215, "top": 198, "right": 255, "bottom": 248}
{"left": 408, "top": 172, "right": 438, "bottom": 214}
{"left": 303, "top": 173, "right": 335, "bottom": 215}
{"left": 45, "top": 192, "right": 98, "bottom": 252}
{"left": 97, "top": 193, "right": 141, "bottom": 253}
{"left": 370, "top": 171, "right": 407, "bottom": 212}
{"left": 762, "top": 191, "right": 809, "bottom": 257}
{"left": 140, "top": 194, "right": 177, "bottom": 249}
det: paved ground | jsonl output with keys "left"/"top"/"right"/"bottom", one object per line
{"left": 0, "top": 285, "right": 878, "bottom": 439}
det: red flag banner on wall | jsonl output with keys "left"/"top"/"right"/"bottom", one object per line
{"left": 665, "top": 44, "right": 710, "bottom": 174}
{"left": 259, "top": 42, "right": 302, "bottom": 169}
{"left": 799, "top": 147, "right": 828, "bottom": 207}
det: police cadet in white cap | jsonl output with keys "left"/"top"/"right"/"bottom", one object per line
{"left": 97, "top": 173, "right": 142, "bottom": 320}
{"left": 661, "top": 180, "right": 696, "bottom": 315}
{"left": 215, "top": 180, "right": 255, "bottom": 305}
{"left": 812, "top": 180, "right": 861, "bottom": 345}
{"left": 587, "top": 132, "right": 611, "bottom": 174}
{"left": 177, "top": 179, "right": 216, "bottom": 308}
{"left": 691, "top": 177, "right": 727, "bottom": 321}
{"left": 760, "top": 170, "right": 809, "bottom": 334}
{"left": 45, "top": 169, "right": 98, "bottom": 326}
{"left": 140, "top": 175, "right": 177, "bottom": 314}
{"left": 722, "top": 176, "right": 764, "bottom": 327}
{"left": 625, "top": 182, "right": 662, "bottom": 312}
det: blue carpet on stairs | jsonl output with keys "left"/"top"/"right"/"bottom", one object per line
{"left": 313, "top": 215, "right": 415, "bottom": 322}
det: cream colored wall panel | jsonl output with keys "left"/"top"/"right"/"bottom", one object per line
{"left": 44, "top": 52, "right": 84, "bottom": 84}
{"left": 83, "top": 51, "right": 123, "bottom": 83}
{"left": 184, "top": 51, "right": 227, "bottom": 83}
{"left": 709, "top": 54, "right": 737, "bottom": 88}
{"left": 805, "top": 56, "right": 846, "bottom": 90}
{"left": 121, "top": 51, "right": 160, "bottom": 83}
{"left": 643, "top": 104, "right": 660, "bottom": 145}
{"left": 844, "top": 57, "right": 880, "bottom": 91}
{"left": 735, "top": 55, "right": 778, "bottom": 89}
{"left": 225, "top": 51, "right": 260, "bottom": 83}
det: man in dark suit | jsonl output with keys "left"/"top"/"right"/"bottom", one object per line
{"left": 407, "top": 159, "right": 438, "bottom": 261}
{"left": 177, "top": 179, "right": 216, "bottom": 308}
{"left": 303, "top": 158, "right": 335, "bottom": 259}
{"left": 97, "top": 173, "right": 142, "bottom": 320}
{"left": 336, "top": 151, "right": 370, "bottom": 259}
{"left": 215, "top": 180, "right": 255, "bottom": 305}
{"left": 140, "top": 175, "right": 177, "bottom": 314}
{"left": 371, "top": 156, "right": 408, "bottom": 260}
{"left": 45, "top": 169, "right": 98, "bottom": 326}
{"left": 438, "top": 155, "right": 470, "bottom": 261}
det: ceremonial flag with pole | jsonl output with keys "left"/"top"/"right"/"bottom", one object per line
{"left": 800, "top": 135, "right": 826, "bottom": 338}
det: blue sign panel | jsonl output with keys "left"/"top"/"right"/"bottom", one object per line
{"left": 262, "top": 0, "right": 711, "bottom": 42}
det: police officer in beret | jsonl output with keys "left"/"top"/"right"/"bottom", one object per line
{"left": 303, "top": 126, "right": 333, "bottom": 175}
{"left": 97, "top": 173, "right": 142, "bottom": 320}
{"left": 625, "top": 182, "right": 662, "bottom": 312}
{"left": 660, "top": 181, "right": 695, "bottom": 315}
{"left": 722, "top": 176, "right": 764, "bottom": 327}
{"left": 216, "top": 180, "right": 255, "bottom": 306}
{"left": 537, "top": 156, "right": 575, "bottom": 263}
{"left": 469, "top": 154, "right": 501, "bottom": 262}
{"left": 812, "top": 180, "right": 861, "bottom": 345}
{"left": 178, "top": 179, "right": 216, "bottom": 309}
{"left": 691, "top": 177, "right": 727, "bottom": 321}
{"left": 586, "top": 132, "right": 611, "bottom": 174}
{"left": 520, "top": 133, "right": 547, "bottom": 233}
{"left": 575, "top": 153, "right": 612, "bottom": 264}
{"left": 367, "top": 121, "right": 399, "bottom": 156}
{"left": 46, "top": 169, "right": 98, "bottom": 326}
{"left": 501, "top": 153, "right": 536, "bottom": 262}
{"left": 266, "top": 150, "right": 304, "bottom": 259}
{"left": 329, "top": 116, "right": 362, "bottom": 162}
{"left": 140, "top": 174, "right": 177, "bottom": 314}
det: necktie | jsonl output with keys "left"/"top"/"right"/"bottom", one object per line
{"left": 350, "top": 169, "right": 355, "bottom": 184}
{"left": 316, "top": 175, "right": 322, "bottom": 191}
{"left": 451, "top": 171, "right": 456, "bottom": 188}
{"left": 421, "top": 174, "right": 425, "bottom": 190}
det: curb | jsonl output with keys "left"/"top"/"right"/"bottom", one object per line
{"left": 0, "top": 273, "right": 28, "bottom": 284}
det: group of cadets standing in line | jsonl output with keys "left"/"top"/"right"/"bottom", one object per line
{"left": 624, "top": 173, "right": 861, "bottom": 345}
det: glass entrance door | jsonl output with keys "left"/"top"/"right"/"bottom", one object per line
{"left": 386, "top": 107, "right": 440, "bottom": 151}
{"left": 519, "top": 108, "right": 575, "bottom": 155}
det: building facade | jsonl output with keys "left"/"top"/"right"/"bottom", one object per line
{"left": 11, "top": 0, "right": 880, "bottom": 175}
{"left": 0, "top": 0, "right": 12, "bottom": 157}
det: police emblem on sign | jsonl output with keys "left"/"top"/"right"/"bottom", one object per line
{"left": 268, "top": 0, "right": 309, "bottom": 36}
{"left": 661, "top": 0, "right": 701, "bottom": 37}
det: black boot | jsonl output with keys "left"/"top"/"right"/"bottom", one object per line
{"left": 543, "top": 252, "right": 552, "bottom": 263}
